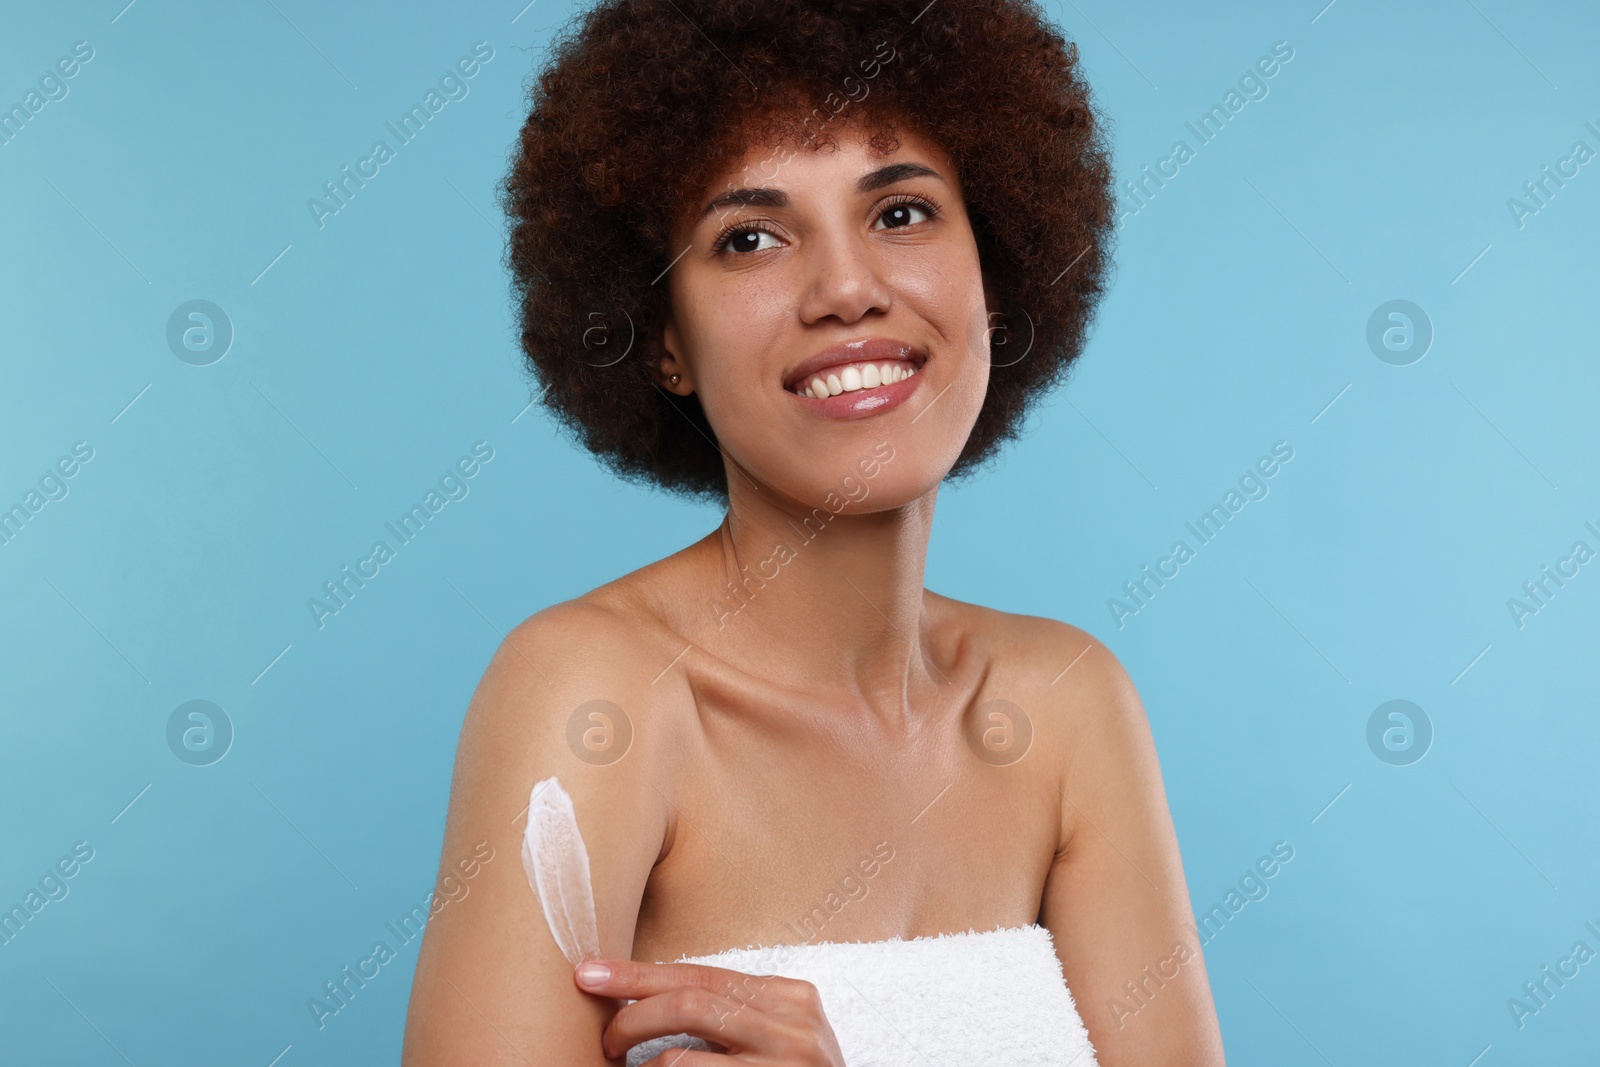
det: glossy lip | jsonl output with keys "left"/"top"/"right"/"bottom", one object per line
{"left": 783, "top": 337, "right": 928, "bottom": 420}
{"left": 784, "top": 337, "right": 925, "bottom": 391}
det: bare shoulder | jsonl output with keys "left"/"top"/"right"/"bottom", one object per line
{"left": 934, "top": 611, "right": 1223, "bottom": 1061}
{"left": 450, "top": 590, "right": 689, "bottom": 900}
{"left": 927, "top": 591, "right": 1146, "bottom": 737}
{"left": 474, "top": 593, "right": 671, "bottom": 719}
{"left": 402, "top": 592, "right": 686, "bottom": 1065}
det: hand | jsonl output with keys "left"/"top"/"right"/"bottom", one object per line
{"left": 574, "top": 958, "right": 847, "bottom": 1065}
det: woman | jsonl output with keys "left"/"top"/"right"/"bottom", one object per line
{"left": 404, "top": 0, "right": 1226, "bottom": 1063}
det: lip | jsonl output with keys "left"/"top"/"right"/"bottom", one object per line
{"left": 783, "top": 337, "right": 928, "bottom": 420}
{"left": 784, "top": 337, "right": 925, "bottom": 390}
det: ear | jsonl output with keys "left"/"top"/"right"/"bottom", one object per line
{"left": 656, "top": 313, "right": 693, "bottom": 394}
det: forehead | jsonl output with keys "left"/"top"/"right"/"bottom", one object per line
{"left": 685, "top": 112, "right": 957, "bottom": 222}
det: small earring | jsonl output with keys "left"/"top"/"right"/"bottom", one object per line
{"left": 669, "top": 373, "right": 681, "bottom": 385}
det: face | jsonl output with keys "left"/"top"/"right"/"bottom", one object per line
{"left": 659, "top": 116, "right": 996, "bottom": 511}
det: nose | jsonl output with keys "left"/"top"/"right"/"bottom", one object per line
{"left": 796, "top": 225, "right": 893, "bottom": 326}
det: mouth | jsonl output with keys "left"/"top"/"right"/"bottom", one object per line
{"left": 783, "top": 338, "right": 928, "bottom": 399}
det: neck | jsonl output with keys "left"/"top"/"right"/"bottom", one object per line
{"left": 691, "top": 472, "right": 940, "bottom": 711}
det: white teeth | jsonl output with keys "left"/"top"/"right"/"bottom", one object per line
{"left": 794, "top": 360, "right": 921, "bottom": 397}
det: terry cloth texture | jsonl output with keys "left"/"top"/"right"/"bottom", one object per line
{"left": 625, "top": 922, "right": 1099, "bottom": 1066}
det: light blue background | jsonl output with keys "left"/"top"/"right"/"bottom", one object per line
{"left": 2, "top": 0, "right": 1596, "bottom": 1063}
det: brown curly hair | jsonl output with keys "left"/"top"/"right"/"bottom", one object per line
{"left": 502, "top": 0, "right": 1115, "bottom": 503}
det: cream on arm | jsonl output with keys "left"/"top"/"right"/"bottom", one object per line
{"left": 402, "top": 602, "right": 674, "bottom": 1066}
{"left": 520, "top": 776, "right": 603, "bottom": 966}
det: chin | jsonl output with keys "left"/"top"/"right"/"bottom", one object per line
{"left": 772, "top": 450, "right": 952, "bottom": 517}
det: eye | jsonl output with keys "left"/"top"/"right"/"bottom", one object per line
{"left": 712, "top": 223, "right": 784, "bottom": 255}
{"left": 873, "top": 195, "right": 939, "bottom": 231}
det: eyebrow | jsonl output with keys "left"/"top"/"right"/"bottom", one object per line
{"left": 697, "top": 162, "right": 945, "bottom": 222}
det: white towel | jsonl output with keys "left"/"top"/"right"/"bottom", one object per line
{"left": 624, "top": 923, "right": 1099, "bottom": 1066}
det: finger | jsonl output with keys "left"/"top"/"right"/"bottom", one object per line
{"left": 602, "top": 985, "right": 780, "bottom": 1061}
{"left": 575, "top": 958, "right": 773, "bottom": 1002}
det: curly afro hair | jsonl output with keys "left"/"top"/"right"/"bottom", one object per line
{"left": 502, "top": 0, "right": 1116, "bottom": 503}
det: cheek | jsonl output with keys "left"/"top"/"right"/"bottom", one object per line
{"left": 687, "top": 277, "right": 789, "bottom": 372}
{"left": 907, "top": 241, "right": 989, "bottom": 346}
{"left": 905, "top": 255, "right": 993, "bottom": 390}
{"left": 675, "top": 282, "right": 795, "bottom": 453}
{"left": 949, "top": 338, "right": 992, "bottom": 442}
{"left": 921, "top": 258, "right": 994, "bottom": 458}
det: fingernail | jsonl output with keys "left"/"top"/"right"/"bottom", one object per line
{"left": 576, "top": 961, "right": 611, "bottom": 986}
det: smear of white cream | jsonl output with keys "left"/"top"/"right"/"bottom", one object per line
{"left": 520, "top": 776, "right": 602, "bottom": 966}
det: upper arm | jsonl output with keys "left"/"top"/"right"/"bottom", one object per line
{"left": 1033, "top": 625, "right": 1225, "bottom": 1066}
{"left": 402, "top": 602, "right": 673, "bottom": 1066}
